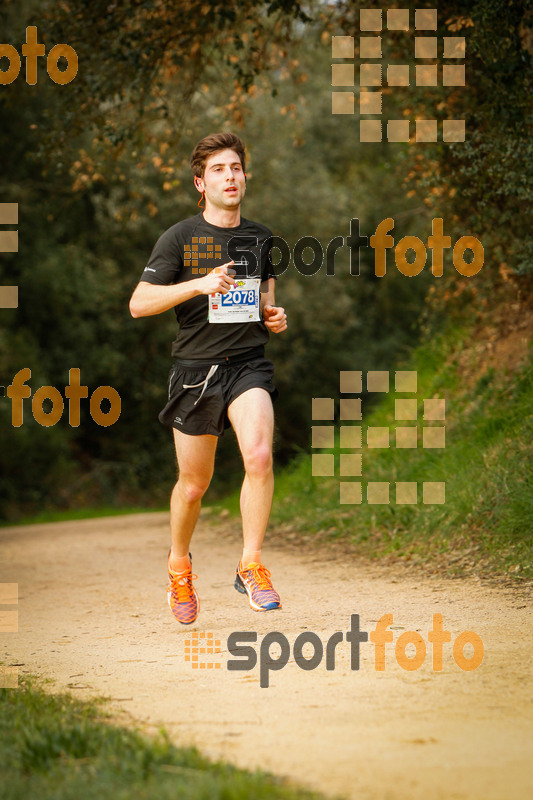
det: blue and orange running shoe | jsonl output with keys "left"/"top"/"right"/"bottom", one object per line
{"left": 234, "top": 561, "right": 282, "bottom": 611}
{"left": 167, "top": 553, "right": 199, "bottom": 625}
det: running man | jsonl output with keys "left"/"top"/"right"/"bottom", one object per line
{"left": 129, "top": 132, "right": 287, "bottom": 624}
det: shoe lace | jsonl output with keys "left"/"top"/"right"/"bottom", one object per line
{"left": 245, "top": 562, "right": 273, "bottom": 591}
{"left": 169, "top": 570, "right": 197, "bottom": 603}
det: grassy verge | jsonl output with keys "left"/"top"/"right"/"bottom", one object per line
{"left": 225, "top": 321, "right": 533, "bottom": 582}
{"left": 5, "top": 314, "right": 531, "bottom": 583}
{"left": 1, "top": 679, "right": 328, "bottom": 800}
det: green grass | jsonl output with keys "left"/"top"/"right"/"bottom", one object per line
{"left": 0, "top": 679, "right": 330, "bottom": 800}
{"left": 226, "top": 325, "right": 533, "bottom": 581}
{"left": 5, "top": 321, "right": 531, "bottom": 582}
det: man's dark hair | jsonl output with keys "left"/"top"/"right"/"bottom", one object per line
{"left": 190, "top": 132, "right": 246, "bottom": 178}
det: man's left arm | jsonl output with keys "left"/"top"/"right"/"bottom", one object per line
{"left": 260, "top": 278, "right": 287, "bottom": 334}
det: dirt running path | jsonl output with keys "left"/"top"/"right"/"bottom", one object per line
{"left": 1, "top": 512, "right": 532, "bottom": 799}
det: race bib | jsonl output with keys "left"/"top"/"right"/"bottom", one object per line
{"left": 208, "top": 278, "right": 261, "bottom": 323}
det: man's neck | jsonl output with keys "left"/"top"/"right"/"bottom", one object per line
{"left": 202, "top": 206, "right": 241, "bottom": 228}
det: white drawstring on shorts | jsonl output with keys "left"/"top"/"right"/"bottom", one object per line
{"left": 183, "top": 364, "right": 219, "bottom": 405}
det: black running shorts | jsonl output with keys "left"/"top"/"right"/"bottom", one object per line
{"left": 159, "top": 350, "right": 278, "bottom": 436}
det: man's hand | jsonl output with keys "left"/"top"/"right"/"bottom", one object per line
{"left": 197, "top": 261, "right": 236, "bottom": 295}
{"left": 263, "top": 304, "right": 287, "bottom": 333}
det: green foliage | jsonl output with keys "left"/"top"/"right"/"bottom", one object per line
{"left": 368, "top": 0, "right": 533, "bottom": 277}
{"left": 0, "top": 0, "right": 531, "bottom": 521}
{"left": 0, "top": 679, "right": 327, "bottom": 799}
{"left": 265, "top": 321, "right": 533, "bottom": 580}
{"left": 32, "top": 0, "right": 309, "bottom": 153}
{"left": 0, "top": 2, "right": 430, "bottom": 517}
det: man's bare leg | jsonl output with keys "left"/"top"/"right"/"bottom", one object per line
{"left": 169, "top": 429, "right": 218, "bottom": 570}
{"left": 227, "top": 387, "right": 274, "bottom": 565}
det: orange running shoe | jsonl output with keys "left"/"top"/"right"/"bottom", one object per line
{"left": 167, "top": 553, "right": 199, "bottom": 625}
{"left": 234, "top": 561, "right": 282, "bottom": 611}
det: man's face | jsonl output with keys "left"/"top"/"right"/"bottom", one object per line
{"left": 196, "top": 148, "right": 246, "bottom": 210}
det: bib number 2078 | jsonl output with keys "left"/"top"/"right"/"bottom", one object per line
{"left": 208, "top": 278, "right": 261, "bottom": 323}
{"left": 221, "top": 289, "right": 256, "bottom": 306}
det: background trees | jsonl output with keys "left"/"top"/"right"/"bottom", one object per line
{"left": 1, "top": 0, "right": 531, "bottom": 518}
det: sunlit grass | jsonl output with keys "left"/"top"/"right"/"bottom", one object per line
{"left": 0, "top": 679, "right": 330, "bottom": 800}
{"left": 228, "top": 327, "right": 533, "bottom": 580}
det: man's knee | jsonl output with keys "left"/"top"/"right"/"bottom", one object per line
{"left": 243, "top": 443, "right": 273, "bottom": 478}
{"left": 173, "top": 476, "right": 211, "bottom": 505}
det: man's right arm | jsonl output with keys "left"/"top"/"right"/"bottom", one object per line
{"left": 129, "top": 263, "right": 236, "bottom": 318}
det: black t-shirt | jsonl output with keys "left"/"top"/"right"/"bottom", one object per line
{"left": 140, "top": 213, "right": 275, "bottom": 360}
